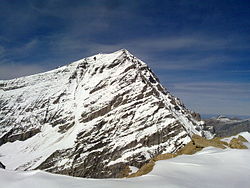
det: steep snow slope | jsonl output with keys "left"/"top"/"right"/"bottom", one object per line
{"left": 0, "top": 49, "right": 211, "bottom": 178}
{"left": 0, "top": 132, "right": 249, "bottom": 188}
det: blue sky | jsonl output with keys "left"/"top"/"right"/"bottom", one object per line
{"left": 0, "top": 0, "right": 250, "bottom": 117}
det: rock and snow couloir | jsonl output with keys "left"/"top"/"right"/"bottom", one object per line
{"left": 0, "top": 49, "right": 212, "bottom": 178}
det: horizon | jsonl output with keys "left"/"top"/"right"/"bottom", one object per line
{"left": 0, "top": 0, "right": 249, "bottom": 117}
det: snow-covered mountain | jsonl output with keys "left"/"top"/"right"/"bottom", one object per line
{"left": 0, "top": 49, "right": 211, "bottom": 178}
{"left": 205, "top": 116, "right": 250, "bottom": 137}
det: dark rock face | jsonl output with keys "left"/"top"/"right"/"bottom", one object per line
{"left": 0, "top": 49, "right": 211, "bottom": 178}
{"left": 0, "top": 128, "right": 40, "bottom": 146}
{"left": 191, "top": 112, "right": 201, "bottom": 121}
{"left": 204, "top": 117, "right": 250, "bottom": 137}
{"left": 0, "top": 162, "right": 5, "bottom": 169}
{"left": 37, "top": 121, "right": 189, "bottom": 178}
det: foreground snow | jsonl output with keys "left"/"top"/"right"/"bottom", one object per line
{"left": 1, "top": 132, "right": 250, "bottom": 188}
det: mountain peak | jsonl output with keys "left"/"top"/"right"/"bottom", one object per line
{"left": 0, "top": 50, "right": 212, "bottom": 178}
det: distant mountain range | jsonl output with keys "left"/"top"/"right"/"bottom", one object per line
{"left": 204, "top": 115, "right": 250, "bottom": 137}
{"left": 201, "top": 114, "right": 250, "bottom": 120}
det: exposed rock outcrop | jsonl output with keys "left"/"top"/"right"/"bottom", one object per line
{"left": 128, "top": 134, "right": 248, "bottom": 178}
{"left": 0, "top": 162, "right": 5, "bottom": 169}
{"left": 229, "top": 136, "right": 248, "bottom": 149}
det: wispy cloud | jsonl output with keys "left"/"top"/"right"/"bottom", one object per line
{"left": 0, "top": 64, "right": 47, "bottom": 80}
{"left": 0, "top": 34, "right": 248, "bottom": 74}
{"left": 172, "top": 82, "right": 250, "bottom": 98}
{"left": 0, "top": 46, "right": 5, "bottom": 58}
{"left": 169, "top": 81, "right": 250, "bottom": 116}
{"left": 126, "top": 36, "right": 243, "bottom": 51}
{"left": 0, "top": 0, "right": 249, "bottom": 117}
{"left": 12, "top": 39, "right": 39, "bottom": 57}
{"left": 144, "top": 54, "right": 236, "bottom": 71}
{"left": 230, "top": 70, "right": 250, "bottom": 73}
{"left": 86, "top": 35, "right": 249, "bottom": 53}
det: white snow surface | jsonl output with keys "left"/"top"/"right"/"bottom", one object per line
{"left": 0, "top": 132, "right": 249, "bottom": 188}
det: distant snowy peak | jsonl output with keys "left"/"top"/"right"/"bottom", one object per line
{"left": 0, "top": 49, "right": 211, "bottom": 178}
{"left": 214, "top": 115, "right": 240, "bottom": 122}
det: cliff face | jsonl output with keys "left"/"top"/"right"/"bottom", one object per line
{"left": 0, "top": 49, "right": 211, "bottom": 178}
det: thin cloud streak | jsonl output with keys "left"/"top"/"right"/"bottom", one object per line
{"left": 0, "top": 34, "right": 249, "bottom": 77}
{"left": 170, "top": 81, "right": 250, "bottom": 116}
{"left": 172, "top": 82, "right": 250, "bottom": 98}
{"left": 0, "top": 64, "right": 47, "bottom": 80}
